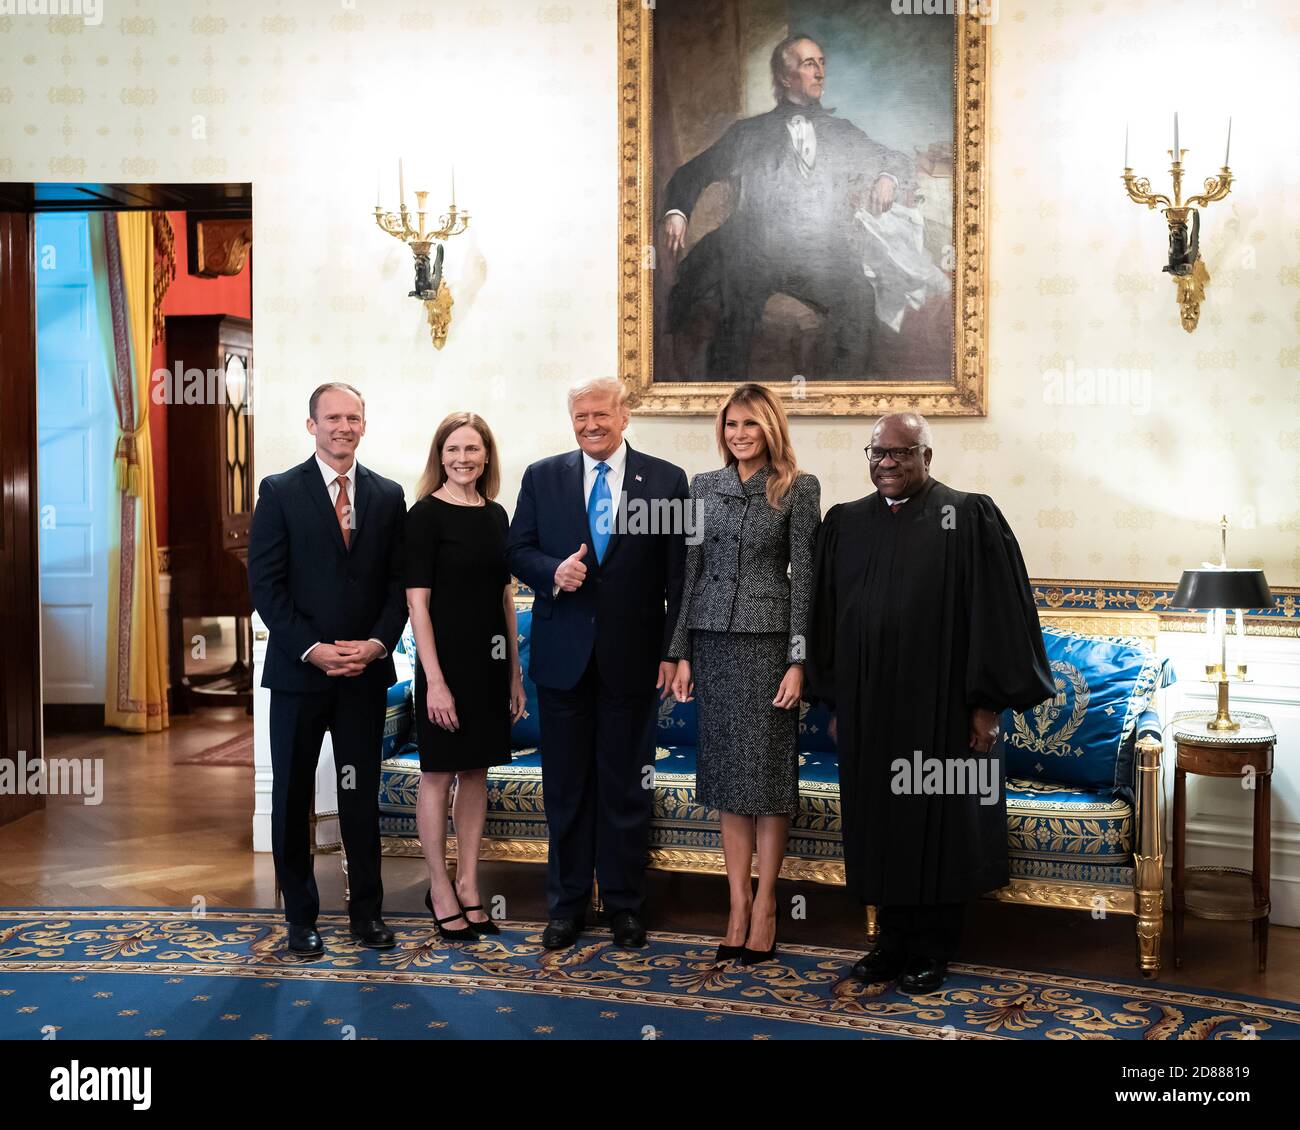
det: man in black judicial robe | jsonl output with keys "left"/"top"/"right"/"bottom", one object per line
{"left": 807, "top": 413, "right": 1054, "bottom": 993}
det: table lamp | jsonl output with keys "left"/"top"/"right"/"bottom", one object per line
{"left": 1171, "top": 532, "right": 1272, "bottom": 732}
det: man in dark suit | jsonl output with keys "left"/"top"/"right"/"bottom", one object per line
{"left": 248, "top": 382, "right": 408, "bottom": 956}
{"left": 662, "top": 33, "right": 915, "bottom": 378}
{"left": 507, "top": 378, "right": 688, "bottom": 950}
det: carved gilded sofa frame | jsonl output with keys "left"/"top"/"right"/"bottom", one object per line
{"left": 316, "top": 607, "right": 1166, "bottom": 977}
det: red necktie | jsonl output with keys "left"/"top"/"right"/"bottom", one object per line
{"left": 334, "top": 475, "right": 351, "bottom": 547}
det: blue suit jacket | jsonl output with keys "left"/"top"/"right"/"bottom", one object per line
{"left": 248, "top": 456, "right": 407, "bottom": 692}
{"left": 507, "top": 445, "right": 689, "bottom": 693}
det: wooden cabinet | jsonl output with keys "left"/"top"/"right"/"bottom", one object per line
{"left": 163, "top": 315, "right": 253, "bottom": 711}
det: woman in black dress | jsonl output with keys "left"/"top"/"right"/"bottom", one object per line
{"left": 404, "top": 412, "right": 525, "bottom": 940}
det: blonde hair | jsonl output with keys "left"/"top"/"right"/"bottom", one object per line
{"left": 415, "top": 412, "right": 501, "bottom": 501}
{"left": 714, "top": 383, "right": 799, "bottom": 509}
{"left": 567, "top": 377, "right": 629, "bottom": 413}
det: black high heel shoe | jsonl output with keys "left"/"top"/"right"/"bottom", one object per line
{"left": 426, "top": 887, "right": 477, "bottom": 942}
{"left": 456, "top": 892, "right": 501, "bottom": 936}
{"left": 741, "top": 905, "right": 780, "bottom": 965}
{"left": 717, "top": 904, "right": 752, "bottom": 963}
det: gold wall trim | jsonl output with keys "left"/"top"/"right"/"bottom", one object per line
{"left": 1032, "top": 577, "right": 1298, "bottom": 628}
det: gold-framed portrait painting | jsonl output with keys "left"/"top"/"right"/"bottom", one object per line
{"left": 618, "top": 0, "right": 990, "bottom": 416}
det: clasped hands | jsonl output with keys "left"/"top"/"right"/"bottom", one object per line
{"left": 308, "top": 640, "right": 384, "bottom": 678}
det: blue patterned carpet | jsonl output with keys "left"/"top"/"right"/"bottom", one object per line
{"left": 0, "top": 909, "right": 1295, "bottom": 1040}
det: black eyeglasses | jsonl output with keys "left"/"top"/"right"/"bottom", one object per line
{"left": 865, "top": 444, "right": 925, "bottom": 464}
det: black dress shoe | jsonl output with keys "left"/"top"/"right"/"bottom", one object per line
{"left": 850, "top": 947, "right": 906, "bottom": 984}
{"left": 541, "top": 917, "right": 583, "bottom": 950}
{"left": 286, "top": 925, "right": 323, "bottom": 956}
{"left": 898, "top": 956, "right": 948, "bottom": 994}
{"left": 714, "top": 942, "right": 746, "bottom": 964}
{"left": 349, "top": 918, "right": 396, "bottom": 949}
{"left": 609, "top": 910, "right": 647, "bottom": 948}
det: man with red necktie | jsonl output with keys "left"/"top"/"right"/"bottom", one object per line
{"left": 249, "top": 382, "right": 408, "bottom": 956}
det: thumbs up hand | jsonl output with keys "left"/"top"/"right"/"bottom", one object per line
{"left": 555, "top": 543, "right": 589, "bottom": 592}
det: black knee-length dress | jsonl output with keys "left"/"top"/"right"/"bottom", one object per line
{"left": 403, "top": 495, "right": 512, "bottom": 772}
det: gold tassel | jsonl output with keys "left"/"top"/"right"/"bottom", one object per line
{"left": 114, "top": 432, "right": 144, "bottom": 496}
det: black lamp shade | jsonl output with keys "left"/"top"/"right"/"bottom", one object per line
{"left": 1171, "top": 568, "right": 1272, "bottom": 611}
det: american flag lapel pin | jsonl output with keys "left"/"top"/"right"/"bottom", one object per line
{"left": 634, "top": 474, "right": 643, "bottom": 482}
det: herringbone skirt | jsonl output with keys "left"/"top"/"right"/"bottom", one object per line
{"left": 691, "top": 629, "right": 799, "bottom": 816}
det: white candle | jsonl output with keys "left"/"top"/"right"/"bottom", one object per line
{"left": 399, "top": 158, "right": 406, "bottom": 210}
{"left": 1235, "top": 609, "right": 1244, "bottom": 638}
{"left": 376, "top": 170, "right": 381, "bottom": 208}
{"left": 451, "top": 164, "right": 456, "bottom": 208}
{"left": 1124, "top": 122, "right": 1129, "bottom": 167}
{"left": 1224, "top": 117, "right": 1232, "bottom": 167}
{"left": 1173, "top": 112, "right": 1179, "bottom": 159}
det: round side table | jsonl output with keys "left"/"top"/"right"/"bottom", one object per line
{"left": 1171, "top": 709, "right": 1275, "bottom": 972}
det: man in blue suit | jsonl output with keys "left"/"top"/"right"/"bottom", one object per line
{"left": 508, "top": 378, "right": 688, "bottom": 949}
{"left": 248, "top": 383, "right": 408, "bottom": 956}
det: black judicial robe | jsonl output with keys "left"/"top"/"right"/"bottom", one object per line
{"left": 806, "top": 477, "right": 1054, "bottom": 906}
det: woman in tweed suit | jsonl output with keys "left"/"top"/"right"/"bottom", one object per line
{"left": 669, "top": 383, "right": 820, "bottom": 964}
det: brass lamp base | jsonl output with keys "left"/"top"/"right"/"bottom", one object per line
{"left": 1205, "top": 665, "right": 1244, "bottom": 731}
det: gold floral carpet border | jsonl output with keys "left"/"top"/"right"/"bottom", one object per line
{"left": 0, "top": 910, "right": 1295, "bottom": 1041}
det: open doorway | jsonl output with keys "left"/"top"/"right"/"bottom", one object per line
{"left": 0, "top": 183, "right": 255, "bottom": 824}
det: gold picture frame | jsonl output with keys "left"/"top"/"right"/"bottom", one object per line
{"left": 617, "top": 3, "right": 991, "bottom": 417}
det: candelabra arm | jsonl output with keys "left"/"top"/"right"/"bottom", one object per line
{"left": 1122, "top": 169, "right": 1170, "bottom": 210}
{"left": 1185, "top": 167, "right": 1234, "bottom": 209}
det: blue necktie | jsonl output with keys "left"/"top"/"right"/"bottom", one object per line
{"left": 587, "top": 461, "right": 612, "bottom": 563}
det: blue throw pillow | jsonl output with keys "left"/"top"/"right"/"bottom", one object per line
{"left": 1002, "top": 626, "right": 1171, "bottom": 793}
{"left": 511, "top": 606, "right": 541, "bottom": 749}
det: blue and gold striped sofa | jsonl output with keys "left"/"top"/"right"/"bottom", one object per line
{"left": 360, "top": 602, "right": 1172, "bottom": 974}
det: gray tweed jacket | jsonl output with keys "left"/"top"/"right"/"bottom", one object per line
{"left": 668, "top": 465, "right": 821, "bottom": 664}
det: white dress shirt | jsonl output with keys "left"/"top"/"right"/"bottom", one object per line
{"left": 553, "top": 441, "right": 628, "bottom": 596}
{"left": 786, "top": 113, "right": 818, "bottom": 177}
{"left": 318, "top": 453, "right": 356, "bottom": 509}
{"left": 301, "top": 455, "right": 387, "bottom": 663}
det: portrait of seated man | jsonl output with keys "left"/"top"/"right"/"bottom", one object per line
{"left": 653, "top": 3, "right": 955, "bottom": 383}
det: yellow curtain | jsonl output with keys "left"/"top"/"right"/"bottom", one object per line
{"left": 91, "top": 212, "right": 170, "bottom": 733}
